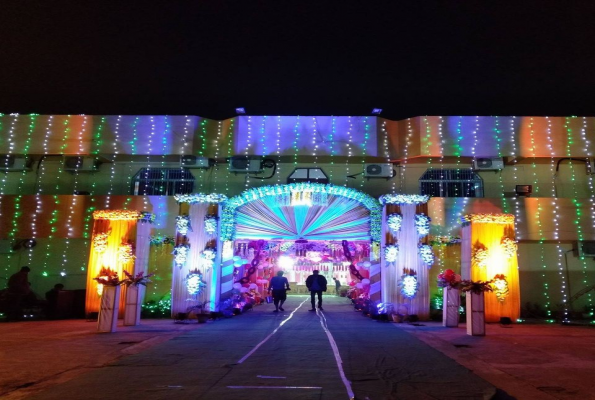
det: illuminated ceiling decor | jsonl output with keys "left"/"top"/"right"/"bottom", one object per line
{"left": 379, "top": 194, "right": 430, "bottom": 205}
{"left": 462, "top": 214, "right": 515, "bottom": 224}
{"left": 221, "top": 183, "right": 381, "bottom": 242}
{"left": 234, "top": 194, "right": 371, "bottom": 241}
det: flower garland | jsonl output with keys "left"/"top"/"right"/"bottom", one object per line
{"left": 93, "top": 266, "right": 122, "bottom": 287}
{"left": 173, "top": 243, "right": 190, "bottom": 269}
{"left": 220, "top": 183, "right": 382, "bottom": 242}
{"left": 414, "top": 213, "right": 431, "bottom": 237}
{"left": 501, "top": 237, "right": 518, "bottom": 258}
{"left": 174, "top": 193, "right": 228, "bottom": 204}
{"left": 418, "top": 244, "right": 434, "bottom": 267}
{"left": 93, "top": 210, "right": 142, "bottom": 220}
{"left": 118, "top": 243, "right": 136, "bottom": 264}
{"left": 384, "top": 244, "right": 399, "bottom": 263}
{"left": 176, "top": 215, "right": 192, "bottom": 236}
{"left": 492, "top": 274, "right": 509, "bottom": 302}
{"left": 186, "top": 269, "right": 207, "bottom": 295}
{"left": 387, "top": 213, "right": 403, "bottom": 235}
{"left": 379, "top": 194, "right": 430, "bottom": 205}
{"left": 92, "top": 232, "right": 109, "bottom": 253}
{"left": 472, "top": 244, "right": 489, "bottom": 268}
{"left": 400, "top": 272, "right": 418, "bottom": 299}
{"left": 461, "top": 214, "right": 515, "bottom": 224}
{"left": 139, "top": 212, "right": 156, "bottom": 224}
{"left": 204, "top": 215, "right": 218, "bottom": 235}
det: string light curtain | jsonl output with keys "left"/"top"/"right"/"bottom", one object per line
{"left": 461, "top": 214, "right": 520, "bottom": 322}
{"left": 85, "top": 210, "right": 140, "bottom": 316}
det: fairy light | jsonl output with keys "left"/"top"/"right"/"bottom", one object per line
{"left": 344, "top": 116, "right": 353, "bottom": 187}
{"left": 360, "top": 116, "right": 369, "bottom": 190}
{"left": 329, "top": 116, "right": 336, "bottom": 184}
{"left": 260, "top": 116, "right": 268, "bottom": 183}
{"left": 198, "top": 118, "right": 208, "bottom": 191}
{"left": 565, "top": 117, "right": 592, "bottom": 312}
{"left": 105, "top": 115, "right": 122, "bottom": 209}
{"left": 225, "top": 117, "right": 234, "bottom": 195}
{"left": 292, "top": 116, "right": 301, "bottom": 180}
{"left": 0, "top": 114, "right": 18, "bottom": 194}
{"left": 245, "top": 116, "right": 253, "bottom": 189}
{"left": 312, "top": 117, "right": 319, "bottom": 176}
{"left": 400, "top": 118, "right": 414, "bottom": 192}
{"left": 275, "top": 116, "right": 282, "bottom": 184}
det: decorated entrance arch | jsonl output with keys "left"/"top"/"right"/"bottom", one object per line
{"left": 217, "top": 183, "right": 382, "bottom": 304}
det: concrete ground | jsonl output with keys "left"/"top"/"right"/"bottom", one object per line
{"left": 0, "top": 295, "right": 593, "bottom": 399}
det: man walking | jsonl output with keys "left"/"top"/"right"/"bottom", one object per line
{"left": 305, "top": 269, "right": 327, "bottom": 311}
{"left": 267, "top": 271, "right": 290, "bottom": 312}
{"left": 333, "top": 277, "right": 341, "bottom": 296}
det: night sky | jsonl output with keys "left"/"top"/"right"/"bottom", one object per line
{"left": 1, "top": 1, "right": 594, "bottom": 120}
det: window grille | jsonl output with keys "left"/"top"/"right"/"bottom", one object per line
{"left": 419, "top": 168, "right": 483, "bottom": 198}
{"left": 131, "top": 168, "right": 195, "bottom": 195}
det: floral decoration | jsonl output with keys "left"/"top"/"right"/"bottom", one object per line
{"left": 492, "top": 274, "right": 509, "bottom": 302}
{"left": 174, "top": 193, "right": 228, "bottom": 204}
{"left": 200, "top": 247, "right": 217, "bottom": 270}
{"left": 387, "top": 213, "right": 403, "bottom": 235}
{"left": 149, "top": 234, "right": 175, "bottom": 246}
{"left": 222, "top": 241, "right": 234, "bottom": 259}
{"left": 93, "top": 210, "right": 142, "bottom": 220}
{"left": 501, "top": 237, "right": 518, "bottom": 258}
{"left": 414, "top": 213, "right": 431, "bottom": 237}
{"left": 186, "top": 270, "right": 207, "bottom": 295}
{"left": 459, "top": 279, "right": 493, "bottom": 294}
{"left": 139, "top": 212, "right": 156, "bottom": 224}
{"left": 437, "top": 269, "right": 461, "bottom": 288}
{"left": 122, "top": 270, "right": 155, "bottom": 287}
{"left": 173, "top": 243, "right": 190, "bottom": 269}
{"left": 472, "top": 244, "right": 489, "bottom": 268}
{"left": 204, "top": 215, "right": 218, "bottom": 234}
{"left": 220, "top": 183, "right": 382, "bottom": 242}
{"left": 418, "top": 243, "right": 435, "bottom": 266}
{"left": 384, "top": 244, "right": 399, "bottom": 263}
{"left": 462, "top": 214, "right": 515, "bottom": 224}
{"left": 176, "top": 215, "right": 192, "bottom": 236}
{"left": 92, "top": 232, "right": 109, "bottom": 253}
{"left": 429, "top": 235, "right": 461, "bottom": 246}
{"left": 118, "top": 243, "right": 136, "bottom": 264}
{"left": 93, "top": 266, "right": 122, "bottom": 291}
{"left": 379, "top": 194, "right": 430, "bottom": 205}
{"left": 400, "top": 270, "right": 418, "bottom": 299}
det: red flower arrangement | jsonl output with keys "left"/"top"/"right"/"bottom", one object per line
{"left": 93, "top": 267, "right": 123, "bottom": 286}
{"left": 437, "top": 269, "right": 461, "bottom": 288}
{"left": 122, "top": 270, "right": 155, "bottom": 287}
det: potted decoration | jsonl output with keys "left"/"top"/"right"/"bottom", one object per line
{"left": 122, "top": 271, "right": 154, "bottom": 326}
{"left": 187, "top": 301, "right": 211, "bottom": 323}
{"left": 437, "top": 269, "right": 462, "bottom": 327}
{"left": 94, "top": 267, "right": 124, "bottom": 333}
{"left": 459, "top": 279, "right": 493, "bottom": 336}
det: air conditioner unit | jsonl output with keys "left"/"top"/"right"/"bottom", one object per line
{"left": 472, "top": 157, "right": 504, "bottom": 171}
{"left": 575, "top": 241, "right": 595, "bottom": 258}
{"left": 228, "top": 156, "right": 263, "bottom": 173}
{"left": 0, "top": 155, "right": 32, "bottom": 172}
{"left": 64, "top": 156, "right": 99, "bottom": 172}
{"left": 364, "top": 163, "right": 394, "bottom": 178}
{"left": 181, "top": 155, "right": 211, "bottom": 169}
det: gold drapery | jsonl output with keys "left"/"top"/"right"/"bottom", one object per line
{"left": 464, "top": 214, "right": 520, "bottom": 322}
{"left": 85, "top": 218, "right": 138, "bottom": 316}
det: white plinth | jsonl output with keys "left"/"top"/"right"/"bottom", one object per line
{"left": 466, "top": 291, "right": 485, "bottom": 336}
{"left": 98, "top": 285, "right": 121, "bottom": 333}
{"left": 442, "top": 287, "right": 460, "bottom": 327}
{"left": 124, "top": 284, "right": 144, "bottom": 326}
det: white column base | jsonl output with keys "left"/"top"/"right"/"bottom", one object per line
{"left": 98, "top": 285, "right": 121, "bottom": 333}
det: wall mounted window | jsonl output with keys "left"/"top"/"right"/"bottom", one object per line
{"left": 131, "top": 168, "right": 195, "bottom": 195}
{"left": 419, "top": 168, "right": 483, "bottom": 198}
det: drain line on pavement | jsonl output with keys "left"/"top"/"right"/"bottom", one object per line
{"left": 237, "top": 298, "right": 309, "bottom": 364}
{"left": 316, "top": 310, "right": 355, "bottom": 400}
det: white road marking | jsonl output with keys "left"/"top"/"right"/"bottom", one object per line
{"left": 227, "top": 386, "right": 322, "bottom": 389}
{"left": 237, "top": 298, "right": 309, "bottom": 364}
{"left": 316, "top": 309, "right": 355, "bottom": 400}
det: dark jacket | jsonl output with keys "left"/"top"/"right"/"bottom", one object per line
{"left": 305, "top": 274, "right": 327, "bottom": 292}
